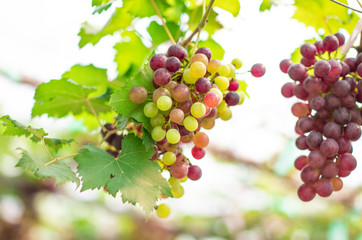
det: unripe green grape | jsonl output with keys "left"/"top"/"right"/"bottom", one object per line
{"left": 191, "top": 102, "right": 206, "bottom": 118}
{"left": 151, "top": 126, "right": 166, "bottom": 141}
{"left": 207, "top": 59, "right": 222, "bottom": 75}
{"left": 190, "top": 62, "right": 207, "bottom": 78}
{"left": 216, "top": 101, "right": 228, "bottom": 113}
{"left": 153, "top": 88, "right": 171, "bottom": 103}
{"left": 232, "top": 58, "right": 243, "bottom": 69}
{"left": 144, "top": 102, "right": 158, "bottom": 118}
{"left": 156, "top": 203, "right": 170, "bottom": 218}
{"left": 166, "top": 129, "right": 181, "bottom": 144}
{"left": 162, "top": 152, "right": 176, "bottom": 165}
{"left": 183, "top": 116, "right": 198, "bottom": 131}
{"left": 227, "top": 64, "right": 236, "bottom": 78}
{"left": 168, "top": 176, "right": 181, "bottom": 188}
{"left": 219, "top": 107, "right": 232, "bottom": 120}
{"left": 180, "top": 176, "right": 188, "bottom": 182}
{"left": 217, "top": 64, "right": 230, "bottom": 77}
{"left": 157, "top": 96, "right": 173, "bottom": 111}
{"left": 237, "top": 91, "right": 246, "bottom": 105}
{"left": 150, "top": 113, "right": 166, "bottom": 127}
{"left": 171, "top": 185, "right": 184, "bottom": 198}
{"left": 183, "top": 69, "right": 197, "bottom": 84}
{"left": 214, "top": 76, "right": 229, "bottom": 90}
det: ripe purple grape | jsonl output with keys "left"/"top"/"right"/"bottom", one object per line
{"left": 295, "top": 155, "right": 308, "bottom": 170}
{"left": 195, "top": 77, "right": 211, "bottom": 93}
{"left": 306, "top": 131, "right": 323, "bottom": 149}
{"left": 315, "top": 178, "right": 333, "bottom": 197}
{"left": 320, "top": 138, "right": 339, "bottom": 157}
{"left": 321, "top": 162, "right": 339, "bottom": 179}
{"left": 298, "top": 116, "right": 314, "bottom": 133}
{"left": 170, "top": 161, "right": 188, "bottom": 179}
{"left": 153, "top": 68, "right": 171, "bottom": 86}
{"left": 344, "top": 122, "right": 361, "bottom": 141}
{"left": 323, "top": 122, "right": 341, "bottom": 140}
{"left": 325, "top": 94, "right": 341, "bottom": 110}
{"left": 314, "top": 60, "right": 331, "bottom": 78}
{"left": 150, "top": 54, "right": 167, "bottom": 71}
{"left": 327, "top": 59, "right": 342, "bottom": 77}
{"left": 280, "top": 59, "right": 293, "bottom": 73}
{"left": 301, "top": 166, "right": 320, "bottom": 184}
{"left": 314, "top": 41, "right": 325, "bottom": 54}
{"left": 333, "top": 107, "right": 351, "bottom": 125}
{"left": 333, "top": 80, "right": 351, "bottom": 98}
{"left": 298, "top": 184, "right": 316, "bottom": 201}
{"left": 281, "top": 82, "right": 295, "bottom": 98}
{"left": 224, "top": 92, "right": 240, "bottom": 106}
{"left": 300, "top": 43, "right": 317, "bottom": 58}
{"left": 188, "top": 165, "right": 202, "bottom": 181}
{"left": 251, "top": 63, "right": 266, "bottom": 77}
{"left": 165, "top": 56, "right": 181, "bottom": 72}
{"left": 322, "top": 35, "right": 339, "bottom": 52}
{"left": 334, "top": 32, "right": 345, "bottom": 46}
{"left": 340, "top": 62, "right": 351, "bottom": 77}
{"left": 344, "top": 58, "right": 357, "bottom": 72}
{"left": 195, "top": 47, "right": 212, "bottom": 61}
{"left": 337, "top": 153, "right": 357, "bottom": 171}
{"left": 228, "top": 80, "right": 239, "bottom": 91}
{"left": 293, "top": 84, "right": 308, "bottom": 100}
{"left": 296, "top": 135, "right": 308, "bottom": 150}
{"left": 303, "top": 76, "right": 322, "bottom": 94}
{"left": 307, "top": 150, "right": 326, "bottom": 169}
{"left": 310, "top": 96, "right": 325, "bottom": 110}
{"left": 167, "top": 45, "right": 188, "bottom": 61}
{"left": 288, "top": 63, "right": 307, "bottom": 81}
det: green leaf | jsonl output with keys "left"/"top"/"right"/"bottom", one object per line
{"left": 78, "top": 7, "right": 133, "bottom": 47}
{"left": 44, "top": 138, "right": 74, "bottom": 153}
{"left": 198, "top": 39, "right": 225, "bottom": 60}
{"left": 293, "top": 0, "right": 359, "bottom": 34}
{"left": 122, "top": 0, "right": 169, "bottom": 18}
{"left": 187, "top": 7, "right": 222, "bottom": 37}
{"left": 213, "top": 0, "right": 240, "bottom": 17}
{"left": 92, "top": 0, "right": 111, "bottom": 6}
{"left": 259, "top": 0, "right": 273, "bottom": 11}
{"left": 93, "top": 3, "right": 113, "bottom": 14}
{"left": 142, "top": 128, "right": 155, "bottom": 153}
{"left": 115, "top": 115, "right": 130, "bottom": 130}
{"left": 62, "top": 64, "right": 108, "bottom": 97}
{"left": 147, "top": 21, "right": 180, "bottom": 46}
{"left": 75, "top": 134, "right": 171, "bottom": 215}
{"left": 16, "top": 148, "right": 79, "bottom": 185}
{"left": 32, "top": 79, "right": 110, "bottom": 119}
{"left": 109, "top": 65, "right": 154, "bottom": 132}
{"left": 237, "top": 80, "right": 249, "bottom": 98}
{"left": 114, "top": 31, "right": 150, "bottom": 77}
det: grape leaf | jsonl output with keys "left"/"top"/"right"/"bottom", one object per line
{"left": 114, "top": 115, "right": 130, "bottom": 130}
{"left": 75, "top": 134, "right": 171, "bottom": 215}
{"left": 92, "top": 0, "right": 111, "bottom": 6}
{"left": 142, "top": 128, "right": 155, "bottom": 153}
{"left": 114, "top": 31, "right": 150, "bottom": 77}
{"left": 93, "top": 3, "right": 113, "bottom": 14}
{"left": 16, "top": 148, "right": 80, "bottom": 186}
{"left": 109, "top": 65, "right": 154, "bottom": 132}
{"left": 44, "top": 138, "right": 74, "bottom": 153}
{"left": 122, "top": 0, "right": 169, "bottom": 18}
{"left": 198, "top": 39, "right": 225, "bottom": 60}
{"left": 62, "top": 64, "right": 108, "bottom": 97}
{"left": 78, "top": 7, "right": 133, "bottom": 47}
{"left": 147, "top": 21, "right": 181, "bottom": 46}
{"left": 0, "top": 115, "right": 33, "bottom": 138}
{"left": 293, "top": 0, "right": 359, "bottom": 34}
{"left": 213, "top": 0, "right": 240, "bottom": 17}
{"left": 259, "top": 0, "right": 273, "bottom": 11}
{"left": 32, "top": 79, "right": 110, "bottom": 119}
{"left": 187, "top": 7, "right": 222, "bottom": 37}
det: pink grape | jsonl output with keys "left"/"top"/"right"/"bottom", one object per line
{"left": 250, "top": 63, "right": 266, "bottom": 77}
{"left": 188, "top": 165, "right": 202, "bottom": 181}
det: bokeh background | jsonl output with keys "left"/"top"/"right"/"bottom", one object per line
{"left": 1, "top": 0, "right": 362, "bottom": 239}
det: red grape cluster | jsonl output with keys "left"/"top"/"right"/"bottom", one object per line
{"left": 280, "top": 33, "right": 362, "bottom": 201}
{"left": 129, "top": 44, "right": 265, "bottom": 216}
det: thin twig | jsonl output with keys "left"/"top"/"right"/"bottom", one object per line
{"left": 357, "top": 0, "right": 362, "bottom": 8}
{"left": 181, "top": 0, "right": 216, "bottom": 47}
{"left": 330, "top": 0, "right": 362, "bottom": 13}
{"left": 150, "top": 0, "right": 176, "bottom": 44}
{"left": 41, "top": 137, "right": 53, "bottom": 160}
{"left": 44, "top": 153, "right": 78, "bottom": 167}
{"left": 84, "top": 98, "right": 106, "bottom": 133}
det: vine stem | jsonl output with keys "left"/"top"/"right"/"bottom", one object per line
{"left": 181, "top": 0, "right": 216, "bottom": 47}
{"left": 329, "top": 0, "right": 362, "bottom": 13}
{"left": 41, "top": 137, "right": 53, "bottom": 160}
{"left": 356, "top": 0, "right": 362, "bottom": 8}
{"left": 44, "top": 153, "right": 78, "bottom": 167}
{"left": 84, "top": 98, "right": 106, "bottom": 133}
{"left": 150, "top": 0, "right": 176, "bottom": 44}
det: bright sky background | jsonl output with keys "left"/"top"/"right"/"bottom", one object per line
{"left": 0, "top": 0, "right": 361, "bottom": 218}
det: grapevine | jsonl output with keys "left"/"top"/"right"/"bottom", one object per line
{"left": 280, "top": 32, "right": 362, "bottom": 201}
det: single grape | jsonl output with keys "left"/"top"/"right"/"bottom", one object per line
{"left": 344, "top": 58, "right": 357, "bottom": 72}
{"left": 306, "top": 131, "right": 323, "bottom": 149}
{"left": 208, "top": 87, "right": 223, "bottom": 101}
{"left": 301, "top": 57, "right": 316, "bottom": 67}
{"left": 300, "top": 43, "right": 317, "bottom": 58}
{"left": 188, "top": 165, "right": 202, "bottom": 181}
{"left": 280, "top": 59, "right": 293, "bottom": 73}
{"left": 310, "top": 96, "right": 325, "bottom": 111}
{"left": 217, "top": 64, "right": 231, "bottom": 77}
{"left": 340, "top": 62, "right": 351, "bottom": 77}
{"left": 322, "top": 35, "right": 339, "bottom": 52}
{"left": 129, "top": 86, "right": 148, "bottom": 104}
{"left": 344, "top": 122, "right": 361, "bottom": 141}
{"left": 144, "top": 102, "right": 159, "bottom": 118}
{"left": 224, "top": 92, "right": 240, "bottom": 106}
{"left": 327, "top": 59, "right": 342, "bottom": 77}
{"left": 195, "top": 47, "right": 212, "bottom": 61}
{"left": 191, "top": 102, "right": 207, "bottom": 118}
{"left": 232, "top": 58, "right": 243, "bottom": 69}
{"left": 150, "top": 113, "right": 166, "bottom": 127}
{"left": 334, "top": 32, "right": 345, "bottom": 46}
{"left": 288, "top": 63, "right": 307, "bottom": 81}
{"left": 320, "top": 138, "right": 339, "bottom": 157}
{"left": 303, "top": 76, "right": 322, "bottom": 94}
{"left": 190, "top": 62, "right": 207, "bottom": 78}
{"left": 214, "top": 76, "right": 229, "bottom": 90}
{"left": 333, "top": 80, "right": 351, "bottom": 98}
{"left": 162, "top": 152, "right": 176, "bottom": 166}
{"left": 165, "top": 56, "right": 181, "bottom": 72}
{"left": 156, "top": 203, "right": 170, "bottom": 218}
{"left": 294, "top": 155, "right": 308, "bottom": 170}
{"left": 150, "top": 54, "right": 167, "bottom": 71}
{"left": 228, "top": 79, "right": 240, "bottom": 91}
{"left": 291, "top": 102, "right": 309, "bottom": 117}
{"left": 167, "top": 44, "right": 188, "bottom": 61}
{"left": 170, "top": 161, "right": 188, "bottom": 179}
{"left": 293, "top": 84, "right": 308, "bottom": 100}
{"left": 153, "top": 88, "right": 171, "bottom": 103}
{"left": 171, "top": 184, "right": 184, "bottom": 198}
{"left": 314, "top": 60, "right": 331, "bottom": 78}
{"left": 350, "top": 108, "right": 362, "bottom": 125}
{"left": 298, "top": 116, "right": 314, "bottom": 133}
{"left": 153, "top": 68, "right": 171, "bottom": 86}
{"left": 193, "top": 132, "right": 209, "bottom": 148}
{"left": 298, "top": 184, "right": 316, "bottom": 202}
{"left": 325, "top": 94, "right": 341, "bottom": 110}
{"left": 179, "top": 99, "right": 192, "bottom": 114}
{"left": 296, "top": 135, "right": 308, "bottom": 150}
{"left": 314, "top": 41, "right": 325, "bottom": 54}
{"left": 321, "top": 162, "right": 338, "bottom": 179}
{"left": 166, "top": 129, "right": 181, "bottom": 144}
{"left": 183, "top": 116, "right": 198, "bottom": 131}
{"left": 190, "top": 53, "right": 209, "bottom": 67}
{"left": 331, "top": 177, "right": 343, "bottom": 191}
{"left": 207, "top": 59, "right": 222, "bottom": 75}
{"left": 219, "top": 107, "right": 232, "bottom": 121}
{"left": 172, "top": 84, "right": 190, "bottom": 103}
{"left": 170, "top": 109, "right": 184, "bottom": 124}
{"left": 315, "top": 178, "right": 333, "bottom": 197}
{"left": 157, "top": 96, "right": 173, "bottom": 111}
{"left": 301, "top": 165, "right": 320, "bottom": 184}
{"left": 308, "top": 150, "right": 326, "bottom": 169}
{"left": 333, "top": 107, "right": 351, "bottom": 125}
{"left": 192, "top": 146, "right": 205, "bottom": 159}
{"left": 323, "top": 122, "right": 341, "bottom": 140}
{"left": 341, "top": 94, "right": 355, "bottom": 109}
{"left": 337, "top": 153, "right": 357, "bottom": 171}
{"left": 151, "top": 126, "right": 166, "bottom": 141}
{"left": 250, "top": 63, "right": 266, "bottom": 77}
{"left": 183, "top": 69, "right": 197, "bottom": 84}
{"left": 195, "top": 77, "right": 211, "bottom": 93}
{"left": 201, "top": 118, "right": 215, "bottom": 130}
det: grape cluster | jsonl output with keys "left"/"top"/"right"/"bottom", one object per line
{"left": 129, "top": 44, "right": 265, "bottom": 217}
{"left": 280, "top": 33, "right": 362, "bottom": 201}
